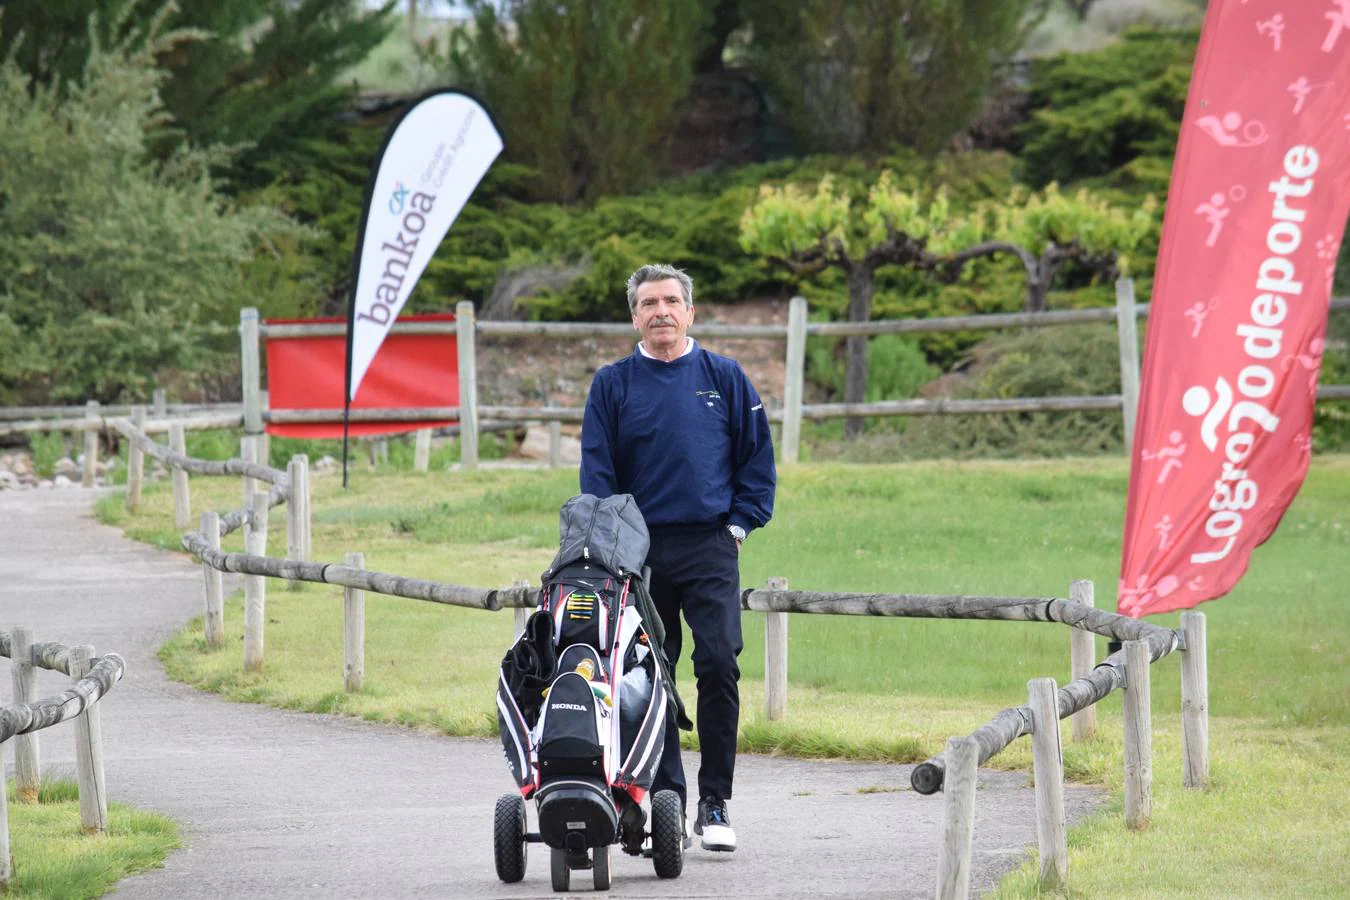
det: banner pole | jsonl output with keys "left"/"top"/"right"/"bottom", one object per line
{"left": 342, "top": 398, "right": 351, "bottom": 490}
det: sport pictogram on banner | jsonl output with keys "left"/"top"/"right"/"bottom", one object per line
{"left": 1119, "top": 0, "right": 1350, "bottom": 617}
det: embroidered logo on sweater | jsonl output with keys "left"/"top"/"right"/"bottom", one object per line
{"left": 695, "top": 389, "right": 722, "bottom": 407}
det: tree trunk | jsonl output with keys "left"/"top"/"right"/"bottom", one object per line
{"left": 844, "top": 266, "right": 875, "bottom": 439}
{"left": 695, "top": 0, "right": 744, "bottom": 74}
{"left": 1024, "top": 250, "right": 1065, "bottom": 313}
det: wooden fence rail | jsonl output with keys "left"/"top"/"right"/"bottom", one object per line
{"left": 1, "top": 629, "right": 127, "bottom": 888}
{"left": 239, "top": 291, "right": 1350, "bottom": 468}
{"left": 114, "top": 417, "right": 1208, "bottom": 899}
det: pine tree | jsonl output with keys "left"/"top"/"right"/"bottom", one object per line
{"left": 0, "top": 1, "right": 394, "bottom": 185}
{"left": 448, "top": 0, "right": 708, "bottom": 202}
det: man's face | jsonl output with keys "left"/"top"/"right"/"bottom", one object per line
{"left": 632, "top": 278, "right": 695, "bottom": 354}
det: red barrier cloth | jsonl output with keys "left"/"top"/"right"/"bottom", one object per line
{"left": 263, "top": 314, "right": 458, "bottom": 438}
{"left": 1119, "top": 1, "right": 1350, "bottom": 617}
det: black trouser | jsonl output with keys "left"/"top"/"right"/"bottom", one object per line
{"left": 646, "top": 524, "right": 743, "bottom": 810}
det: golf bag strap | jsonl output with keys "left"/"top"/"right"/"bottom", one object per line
{"left": 631, "top": 575, "right": 693, "bottom": 732}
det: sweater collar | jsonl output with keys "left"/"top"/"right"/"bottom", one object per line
{"left": 636, "top": 337, "right": 697, "bottom": 361}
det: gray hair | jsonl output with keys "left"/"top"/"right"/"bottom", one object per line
{"left": 626, "top": 264, "right": 693, "bottom": 315}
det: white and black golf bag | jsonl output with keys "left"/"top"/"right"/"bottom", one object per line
{"left": 497, "top": 494, "right": 690, "bottom": 852}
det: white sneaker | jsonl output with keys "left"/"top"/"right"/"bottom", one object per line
{"left": 695, "top": 797, "right": 737, "bottom": 852}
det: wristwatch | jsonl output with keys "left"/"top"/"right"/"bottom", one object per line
{"left": 727, "top": 524, "right": 747, "bottom": 543}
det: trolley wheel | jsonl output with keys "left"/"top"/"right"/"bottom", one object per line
{"left": 493, "top": 794, "right": 528, "bottom": 883}
{"left": 550, "top": 847, "right": 570, "bottom": 892}
{"left": 650, "top": 789, "right": 684, "bottom": 879}
{"left": 593, "top": 843, "right": 611, "bottom": 890}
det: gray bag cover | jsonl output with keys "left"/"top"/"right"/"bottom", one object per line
{"left": 544, "top": 493, "right": 649, "bottom": 578}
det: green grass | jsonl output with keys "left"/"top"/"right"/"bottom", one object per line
{"left": 97, "top": 454, "right": 1350, "bottom": 897}
{"left": 3, "top": 779, "right": 179, "bottom": 898}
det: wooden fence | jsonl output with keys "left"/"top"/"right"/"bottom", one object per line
{"left": 6, "top": 289, "right": 1348, "bottom": 475}
{"left": 0, "top": 629, "right": 127, "bottom": 889}
{"left": 112, "top": 416, "right": 1211, "bottom": 898}
{"left": 240, "top": 286, "right": 1350, "bottom": 469}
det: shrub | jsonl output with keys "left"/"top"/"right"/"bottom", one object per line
{"left": 898, "top": 324, "right": 1126, "bottom": 458}
{"left": 0, "top": 39, "right": 300, "bottom": 404}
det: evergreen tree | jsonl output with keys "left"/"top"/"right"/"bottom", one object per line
{"left": 740, "top": 0, "right": 1045, "bottom": 156}
{"left": 447, "top": 0, "right": 709, "bottom": 202}
{"left": 0, "top": 1, "right": 394, "bottom": 185}
{"left": 0, "top": 36, "right": 301, "bottom": 404}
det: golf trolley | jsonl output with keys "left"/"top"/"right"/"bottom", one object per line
{"left": 494, "top": 494, "right": 691, "bottom": 892}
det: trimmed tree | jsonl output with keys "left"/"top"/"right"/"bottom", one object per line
{"left": 740, "top": 172, "right": 1154, "bottom": 437}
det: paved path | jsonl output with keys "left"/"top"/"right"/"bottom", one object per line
{"left": 1, "top": 489, "right": 1102, "bottom": 898}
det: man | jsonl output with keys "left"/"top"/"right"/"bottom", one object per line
{"left": 580, "top": 263, "right": 776, "bottom": 853}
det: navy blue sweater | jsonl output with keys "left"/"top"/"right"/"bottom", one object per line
{"left": 580, "top": 341, "right": 775, "bottom": 534}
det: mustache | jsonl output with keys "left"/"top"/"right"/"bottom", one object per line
{"left": 648, "top": 317, "right": 677, "bottom": 327}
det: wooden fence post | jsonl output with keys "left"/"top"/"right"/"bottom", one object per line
{"left": 512, "top": 579, "right": 530, "bottom": 635}
{"left": 241, "top": 435, "right": 258, "bottom": 515}
{"left": 125, "top": 406, "right": 146, "bottom": 512}
{"left": 82, "top": 400, "right": 100, "bottom": 487}
{"left": 456, "top": 300, "right": 479, "bottom": 470}
{"left": 764, "top": 576, "right": 789, "bottom": 721}
{"left": 297, "top": 453, "right": 311, "bottom": 563}
{"left": 170, "top": 423, "right": 191, "bottom": 530}
{"left": 1180, "top": 611, "right": 1209, "bottom": 789}
{"left": 344, "top": 551, "right": 366, "bottom": 692}
{"left": 414, "top": 428, "right": 432, "bottom": 472}
{"left": 0, "top": 739, "right": 9, "bottom": 890}
{"left": 68, "top": 645, "right": 108, "bottom": 834}
{"left": 243, "top": 490, "right": 270, "bottom": 673}
{"left": 259, "top": 389, "right": 271, "bottom": 466}
{"left": 201, "top": 511, "right": 224, "bottom": 648}
{"left": 1123, "top": 639, "right": 1153, "bottom": 829}
{"left": 286, "top": 455, "right": 310, "bottom": 590}
{"left": 781, "top": 296, "right": 807, "bottom": 464}
{"left": 548, "top": 420, "right": 562, "bottom": 469}
{"left": 152, "top": 388, "right": 167, "bottom": 419}
{"left": 936, "top": 735, "right": 978, "bottom": 900}
{"left": 9, "top": 626, "right": 40, "bottom": 803}
{"left": 1029, "top": 677, "right": 1068, "bottom": 889}
{"left": 1069, "top": 579, "right": 1097, "bottom": 742}
{"left": 1115, "top": 278, "right": 1142, "bottom": 456}
{"left": 240, "top": 307, "right": 262, "bottom": 436}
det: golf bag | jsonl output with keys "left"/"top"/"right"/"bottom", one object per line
{"left": 497, "top": 494, "right": 690, "bottom": 852}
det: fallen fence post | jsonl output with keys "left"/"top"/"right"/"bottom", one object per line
{"left": 414, "top": 428, "right": 431, "bottom": 472}
{"left": 344, "top": 551, "right": 365, "bottom": 692}
{"left": 126, "top": 406, "right": 147, "bottom": 512}
{"left": 82, "top": 400, "right": 100, "bottom": 488}
{"left": 1180, "top": 611, "right": 1209, "bottom": 789}
{"left": 201, "top": 511, "right": 225, "bottom": 648}
{"left": 170, "top": 423, "right": 191, "bottom": 529}
{"left": 1069, "top": 579, "right": 1097, "bottom": 742}
{"left": 243, "top": 490, "right": 270, "bottom": 673}
{"left": 764, "top": 576, "right": 789, "bottom": 721}
{"left": 1123, "top": 639, "right": 1153, "bottom": 829}
{"left": 1029, "top": 677, "right": 1068, "bottom": 889}
{"left": 457, "top": 300, "right": 479, "bottom": 470}
{"left": 936, "top": 735, "right": 978, "bottom": 900}
{"left": 68, "top": 645, "right": 109, "bottom": 834}
{"left": 9, "top": 625, "right": 40, "bottom": 803}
